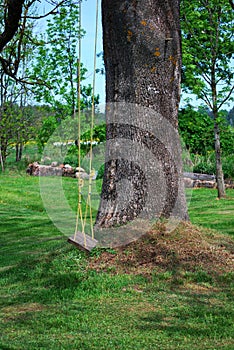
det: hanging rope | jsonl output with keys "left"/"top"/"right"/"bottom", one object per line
{"left": 74, "top": 0, "right": 99, "bottom": 246}
{"left": 83, "top": 0, "right": 99, "bottom": 240}
{"left": 74, "top": 0, "right": 85, "bottom": 245}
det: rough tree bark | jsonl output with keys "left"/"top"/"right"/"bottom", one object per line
{"left": 96, "top": 0, "right": 188, "bottom": 229}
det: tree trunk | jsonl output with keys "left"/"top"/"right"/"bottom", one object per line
{"left": 0, "top": 146, "right": 4, "bottom": 171}
{"left": 96, "top": 0, "right": 188, "bottom": 231}
{"left": 214, "top": 119, "right": 226, "bottom": 198}
{"left": 0, "top": 138, "right": 7, "bottom": 164}
{"left": 211, "top": 63, "right": 226, "bottom": 199}
{"left": 16, "top": 142, "right": 23, "bottom": 162}
{"left": 16, "top": 142, "right": 19, "bottom": 162}
{"left": 0, "top": 0, "right": 25, "bottom": 52}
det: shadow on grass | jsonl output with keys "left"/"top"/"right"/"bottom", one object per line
{"left": 0, "top": 213, "right": 64, "bottom": 253}
{"left": 137, "top": 290, "right": 234, "bottom": 341}
{"left": 0, "top": 243, "right": 86, "bottom": 303}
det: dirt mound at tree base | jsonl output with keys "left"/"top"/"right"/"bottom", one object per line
{"left": 88, "top": 222, "right": 234, "bottom": 276}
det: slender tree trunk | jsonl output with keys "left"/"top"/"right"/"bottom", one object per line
{"left": 19, "top": 142, "right": 23, "bottom": 161}
{"left": 16, "top": 141, "right": 23, "bottom": 162}
{"left": 211, "top": 66, "right": 226, "bottom": 199}
{"left": 214, "top": 117, "right": 226, "bottom": 198}
{"left": 96, "top": 0, "right": 188, "bottom": 229}
{"left": 0, "top": 146, "right": 4, "bottom": 172}
{"left": 16, "top": 142, "right": 19, "bottom": 162}
{"left": 0, "top": 138, "right": 7, "bottom": 164}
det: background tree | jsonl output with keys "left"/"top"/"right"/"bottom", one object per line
{"left": 0, "top": 1, "right": 37, "bottom": 167}
{"left": 0, "top": 1, "right": 67, "bottom": 73}
{"left": 181, "top": 0, "right": 234, "bottom": 198}
{"left": 29, "top": 0, "right": 99, "bottom": 154}
{"left": 0, "top": 1, "right": 97, "bottom": 164}
{"left": 31, "top": 0, "right": 97, "bottom": 118}
{"left": 178, "top": 105, "right": 234, "bottom": 178}
{"left": 179, "top": 105, "right": 215, "bottom": 155}
{"left": 0, "top": 0, "right": 38, "bottom": 83}
{"left": 0, "top": 0, "right": 25, "bottom": 54}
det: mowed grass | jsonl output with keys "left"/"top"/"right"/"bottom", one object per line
{"left": 0, "top": 172, "right": 234, "bottom": 350}
{"left": 188, "top": 188, "right": 234, "bottom": 236}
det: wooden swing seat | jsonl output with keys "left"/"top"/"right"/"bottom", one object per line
{"left": 68, "top": 231, "right": 98, "bottom": 252}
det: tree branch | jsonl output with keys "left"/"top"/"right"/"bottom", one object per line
{"left": 0, "top": 0, "right": 64, "bottom": 83}
{"left": 13, "top": 3, "right": 30, "bottom": 76}
{"left": 200, "top": 90, "right": 213, "bottom": 110}
{"left": 25, "top": 0, "right": 66, "bottom": 19}
{"left": 217, "top": 85, "right": 234, "bottom": 110}
{"left": 229, "top": 0, "right": 234, "bottom": 10}
{"left": 201, "top": 70, "right": 212, "bottom": 85}
{"left": 0, "top": 0, "right": 25, "bottom": 53}
{"left": 0, "top": 56, "right": 51, "bottom": 89}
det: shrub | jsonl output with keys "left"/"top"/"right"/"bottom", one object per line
{"left": 222, "top": 154, "right": 234, "bottom": 179}
{"left": 191, "top": 152, "right": 216, "bottom": 175}
{"left": 190, "top": 151, "right": 234, "bottom": 179}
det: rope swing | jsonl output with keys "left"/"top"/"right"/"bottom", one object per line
{"left": 68, "top": 0, "right": 99, "bottom": 252}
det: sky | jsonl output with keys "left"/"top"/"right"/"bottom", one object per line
{"left": 80, "top": 0, "right": 105, "bottom": 104}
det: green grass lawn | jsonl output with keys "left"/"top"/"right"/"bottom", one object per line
{"left": 188, "top": 188, "right": 234, "bottom": 236}
{"left": 0, "top": 173, "right": 233, "bottom": 349}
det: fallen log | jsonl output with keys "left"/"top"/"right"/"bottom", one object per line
{"left": 26, "top": 164, "right": 234, "bottom": 189}
{"left": 183, "top": 172, "right": 234, "bottom": 189}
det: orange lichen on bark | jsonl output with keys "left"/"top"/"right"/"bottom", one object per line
{"left": 151, "top": 67, "right": 157, "bottom": 73}
{"left": 127, "top": 30, "right": 133, "bottom": 42}
{"left": 168, "top": 55, "right": 177, "bottom": 65}
{"left": 154, "top": 48, "right": 161, "bottom": 57}
{"left": 141, "top": 20, "right": 147, "bottom": 26}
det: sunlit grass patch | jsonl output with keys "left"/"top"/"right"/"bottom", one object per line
{"left": 188, "top": 188, "right": 234, "bottom": 236}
